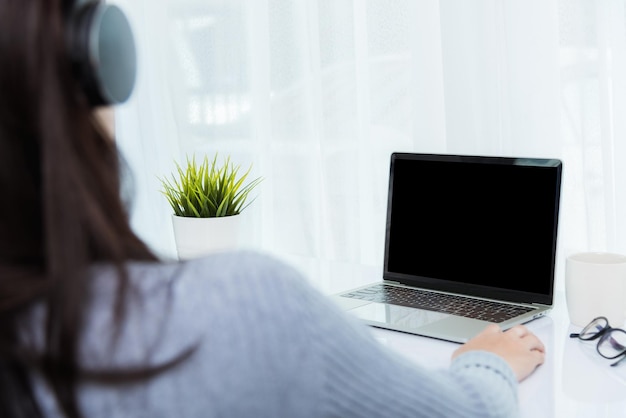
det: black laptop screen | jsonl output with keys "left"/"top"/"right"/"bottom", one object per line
{"left": 384, "top": 153, "right": 562, "bottom": 304}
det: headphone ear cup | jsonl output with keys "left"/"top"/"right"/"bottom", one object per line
{"left": 67, "top": 2, "right": 137, "bottom": 106}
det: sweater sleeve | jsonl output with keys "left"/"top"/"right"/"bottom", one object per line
{"left": 274, "top": 258, "right": 520, "bottom": 418}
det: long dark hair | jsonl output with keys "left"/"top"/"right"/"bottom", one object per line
{"left": 0, "top": 1, "right": 186, "bottom": 417}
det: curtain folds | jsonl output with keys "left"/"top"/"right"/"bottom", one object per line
{"left": 112, "top": 0, "right": 626, "bottom": 294}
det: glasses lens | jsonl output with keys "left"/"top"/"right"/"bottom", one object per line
{"left": 598, "top": 329, "right": 626, "bottom": 359}
{"left": 579, "top": 317, "right": 609, "bottom": 340}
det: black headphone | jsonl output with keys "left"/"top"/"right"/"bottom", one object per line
{"left": 65, "top": 0, "right": 137, "bottom": 106}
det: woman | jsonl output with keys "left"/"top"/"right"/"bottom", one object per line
{"left": 0, "top": 1, "right": 545, "bottom": 417}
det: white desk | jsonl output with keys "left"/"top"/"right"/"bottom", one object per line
{"left": 367, "top": 291, "right": 626, "bottom": 418}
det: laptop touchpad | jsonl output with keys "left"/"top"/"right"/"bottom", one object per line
{"left": 350, "top": 302, "right": 450, "bottom": 328}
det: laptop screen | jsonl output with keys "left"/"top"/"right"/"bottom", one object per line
{"left": 384, "top": 153, "right": 562, "bottom": 305}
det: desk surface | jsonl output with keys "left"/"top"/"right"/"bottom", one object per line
{"left": 367, "top": 291, "right": 626, "bottom": 418}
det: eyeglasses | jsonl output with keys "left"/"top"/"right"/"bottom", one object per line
{"left": 569, "top": 316, "right": 626, "bottom": 367}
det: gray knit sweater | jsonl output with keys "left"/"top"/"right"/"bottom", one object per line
{"left": 34, "top": 251, "right": 519, "bottom": 418}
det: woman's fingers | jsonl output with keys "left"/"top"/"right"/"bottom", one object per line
{"left": 506, "top": 325, "right": 546, "bottom": 353}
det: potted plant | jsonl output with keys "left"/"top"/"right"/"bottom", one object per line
{"left": 160, "top": 153, "right": 262, "bottom": 259}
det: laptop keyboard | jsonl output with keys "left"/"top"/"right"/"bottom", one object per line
{"left": 340, "top": 284, "right": 534, "bottom": 323}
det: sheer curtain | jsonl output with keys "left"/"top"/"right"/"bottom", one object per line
{"left": 112, "top": 0, "right": 626, "bottom": 294}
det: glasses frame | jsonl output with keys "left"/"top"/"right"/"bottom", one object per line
{"left": 569, "top": 316, "right": 626, "bottom": 367}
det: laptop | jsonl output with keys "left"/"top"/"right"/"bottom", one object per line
{"left": 333, "top": 152, "right": 562, "bottom": 343}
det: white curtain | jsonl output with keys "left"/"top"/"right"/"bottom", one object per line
{"left": 112, "top": 0, "right": 626, "bottom": 294}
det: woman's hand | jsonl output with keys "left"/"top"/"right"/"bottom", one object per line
{"left": 452, "top": 324, "right": 545, "bottom": 382}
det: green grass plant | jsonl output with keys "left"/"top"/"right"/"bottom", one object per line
{"left": 160, "top": 154, "right": 262, "bottom": 218}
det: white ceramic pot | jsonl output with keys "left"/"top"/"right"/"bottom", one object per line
{"left": 171, "top": 214, "right": 242, "bottom": 260}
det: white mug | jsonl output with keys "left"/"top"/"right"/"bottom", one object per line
{"left": 565, "top": 252, "right": 626, "bottom": 327}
